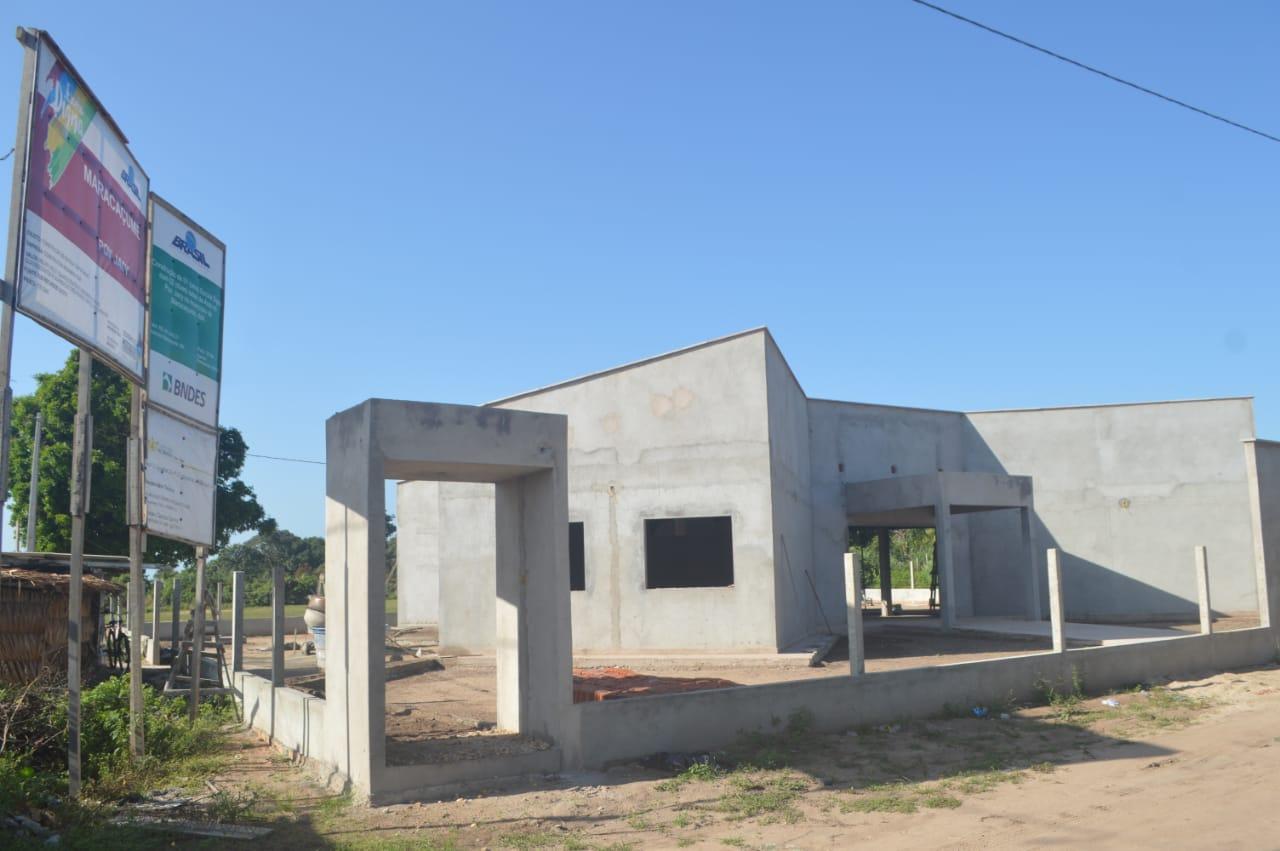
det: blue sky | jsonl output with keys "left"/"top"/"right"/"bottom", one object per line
{"left": 1, "top": 1, "right": 1276, "bottom": 543}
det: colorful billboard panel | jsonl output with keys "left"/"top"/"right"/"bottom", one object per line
{"left": 17, "top": 34, "right": 147, "bottom": 381}
{"left": 147, "top": 197, "right": 224, "bottom": 429}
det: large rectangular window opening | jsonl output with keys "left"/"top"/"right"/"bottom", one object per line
{"left": 645, "top": 516, "right": 734, "bottom": 588}
{"left": 569, "top": 522, "right": 586, "bottom": 591}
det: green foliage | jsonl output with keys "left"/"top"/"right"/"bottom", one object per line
{"left": 0, "top": 673, "right": 233, "bottom": 811}
{"left": 848, "top": 527, "right": 936, "bottom": 590}
{"left": 7, "top": 350, "right": 269, "bottom": 565}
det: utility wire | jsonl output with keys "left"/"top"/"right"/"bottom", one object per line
{"left": 246, "top": 452, "right": 324, "bottom": 465}
{"left": 0, "top": 147, "right": 13, "bottom": 161}
{"left": 908, "top": 0, "right": 1280, "bottom": 145}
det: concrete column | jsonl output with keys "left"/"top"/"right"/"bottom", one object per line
{"left": 1046, "top": 548, "right": 1066, "bottom": 653}
{"left": 324, "top": 403, "right": 385, "bottom": 795}
{"left": 1243, "top": 440, "right": 1278, "bottom": 630}
{"left": 231, "top": 571, "right": 245, "bottom": 672}
{"left": 1020, "top": 505, "right": 1040, "bottom": 620}
{"left": 935, "top": 496, "right": 956, "bottom": 630}
{"left": 877, "top": 529, "right": 893, "bottom": 616}
{"left": 494, "top": 467, "right": 572, "bottom": 740}
{"left": 1194, "top": 546, "right": 1213, "bottom": 635}
{"left": 271, "top": 561, "right": 285, "bottom": 687}
{"left": 147, "top": 578, "right": 161, "bottom": 664}
{"left": 843, "top": 552, "right": 865, "bottom": 677}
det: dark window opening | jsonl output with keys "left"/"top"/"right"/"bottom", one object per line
{"left": 569, "top": 522, "right": 586, "bottom": 591}
{"left": 645, "top": 516, "right": 734, "bottom": 588}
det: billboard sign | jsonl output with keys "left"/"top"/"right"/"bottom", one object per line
{"left": 144, "top": 406, "right": 217, "bottom": 547}
{"left": 146, "top": 197, "right": 224, "bottom": 429}
{"left": 15, "top": 33, "right": 148, "bottom": 381}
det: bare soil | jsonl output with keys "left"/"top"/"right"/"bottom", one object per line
{"left": 206, "top": 658, "right": 1280, "bottom": 849}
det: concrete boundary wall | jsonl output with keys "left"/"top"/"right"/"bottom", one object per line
{"left": 237, "top": 626, "right": 1278, "bottom": 797}
{"left": 572, "top": 627, "right": 1277, "bottom": 768}
{"left": 237, "top": 672, "right": 327, "bottom": 765}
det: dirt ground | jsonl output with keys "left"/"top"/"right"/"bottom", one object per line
{"left": 189, "top": 660, "right": 1280, "bottom": 849}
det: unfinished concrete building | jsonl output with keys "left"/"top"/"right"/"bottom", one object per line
{"left": 232, "top": 371, "right": 1280, "bottom": 803}
{"left": 398, "top": 328, "right": 1268, "bottom": 653}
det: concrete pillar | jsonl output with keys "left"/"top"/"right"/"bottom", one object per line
{"left": 1046, "top": 548, "right": 1066, "bottom": 653}
{"left": 231, "top": 571, "right": 245, "bottom": 672}
{"left": 147, "top": 578, "right": 161, "bottom": 664}
{"left": 1243, "top": 440, "right": 1278, "bottom": 630}
{"left": 1194, "top": 546, "right": 1213, "bottom": 635}
{"left": 1020, "top": 505, "right": 1040, "bottom": 620}
{"left": 271, "top": 562, "right": 285, "bottom": 687}
{"left": 935, "top": 497, "right": 956, "bottom": 630}
{"left": 843, "top": 552, "right": 865, "bottom": 677}
{"left": 494, "top": 467, "right": 572, "bottom": 739}
{"left": 325, "top": 403, "right": 385, "bottom": 795}
{"left": 877, "top": 529, "right": 893, "bottom": 616}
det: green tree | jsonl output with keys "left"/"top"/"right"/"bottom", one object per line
{"left": 7, "top": 351, "right": 270, "bottom": 565}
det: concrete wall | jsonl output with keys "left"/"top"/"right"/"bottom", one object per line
{"left": 571, "top": 626, "right": 1276, "bottom": 769}
{"left": 396, "top": 480, "right": 440, "bottom": 625}
{"left": 964, "top": 400, "right": 1259, "bottom": 620}
{"left": 237, "top": 672, "right": 328, "bottom": 766}
{"left": 493, "top": 331, "right": 777, "bottom": 651}
{"left": 408, "top": 330, "right": 781, "bottom": 652}
{"left": 806, "top": 401, "right": 974, "bottom": 622}
{"left": 765, "top": 336, "right": 819, "bottom": 648}
{"left": 435, "top": 482, "right": 496, "bottom": 654}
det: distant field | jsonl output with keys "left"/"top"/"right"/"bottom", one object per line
{"left": 148, "top": 598, "right": 397, "bottom": 623}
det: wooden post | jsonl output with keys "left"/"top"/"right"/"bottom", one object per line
{"left": 1047, "top": 548, "right": 1067, "bottom": 653}
{"left": 1195, "top": 546, "right": 1213, "bottom": 635}
{"left": 878, "top": 528, "right": 893, "bottom": 616}
{"left": 216, "top": 581, "right": 224, "bottom": 621}
{"left": 148, "top": 578, "right": 162, "bottom": 664}
{"left": 66, "top": 349, "right": 92, "bottom": 797}
{"left": 844, "top": 552, "right": 865, "bottom": 677}
{"left": 231, "top": 571, "right": 245, "bottom": 672}
{"left": 170, "top": 575, "right": 181, "bottom": 650}
{"left": 25, "top": 410, "right": 41, "bottom": 550}
{"left": 189, "top": 547, "right": 207, "bottom": 721}
{"left": 272, "top": 561, "right": 285, "bottom": 686}
{"left": 127, "top": 385, "right": 144, "bottom": 758}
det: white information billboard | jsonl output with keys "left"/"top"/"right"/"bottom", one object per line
{"left": 146, "top": 198, "right": 224, "bottom": 428}
{"left": 144, "top": 407, "right": 217, "bottom": 547}
{"left": 16, "top": 33, "right": 148, "bottom": 381}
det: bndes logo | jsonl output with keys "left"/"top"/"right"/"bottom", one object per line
{"left": 120, "top": 164, "right": 141, "bottom": 200}
{"left": 171, "top": 230, "right": 211, "bottom": 269}
{"left": 162, "top": 372, "right": 206, "bottom": 408}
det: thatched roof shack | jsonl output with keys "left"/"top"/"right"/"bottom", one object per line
{"left": 0, "top": 567, "right": 122, "bottom": 684}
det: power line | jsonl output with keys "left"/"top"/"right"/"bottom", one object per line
{"left": 908, "top": 0, "right": 1280, "bottom": 145}
{"left": 246, "top": 452, "right": 324, "bottom": 466}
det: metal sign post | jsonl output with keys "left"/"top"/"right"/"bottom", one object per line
{"left": 189, "top": 546, "right": 207, "bottom": 721}
{"left": 0, "top": 32, "right": 38, "bottom": 545}
{"left": 127, "top": 384, "right": 145, "bottom": 757}
{"left": 66, "top": 348, "right": 92, "bottom": 797}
